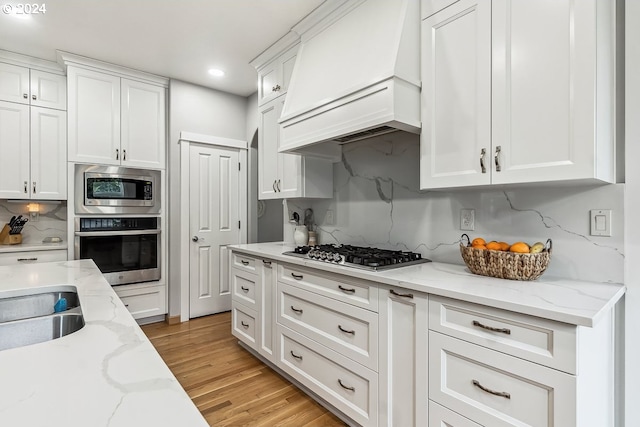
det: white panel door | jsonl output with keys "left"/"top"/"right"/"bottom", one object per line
{"left": 491, "top": 0, "right": 596, "bottom": 184}
{"left": 30, "top": 107, "right": 67, "bottom": 200}
{"left": 421, "top": 0, "right": 491, "bottom": 189}
{"left": 67, "top": 67, "right": 121, "bottom": 165}
{"left": 120, "top": 79, "right": 166, "bottom": 169}
{"left": 189, "top": 144, "right": 242, "bottom": 318}
{"left": 0, "top": 101, "right": 29, "bottom": 199}
{"left": 258, "top": 99, "right": 280, "bottom": 199}
{"left": 0, "top": 63, "right": 29, "bottom": 105}
{"left": 30, "top": 70, "right": 66, "bottom": 110}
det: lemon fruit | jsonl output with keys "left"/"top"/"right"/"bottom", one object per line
{"left": 530, "top": 242, "right": 545, "bottom": 253}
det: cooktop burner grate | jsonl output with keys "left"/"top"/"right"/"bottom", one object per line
{"left": 284, "top": 244, "right": 430, "bottom": 271}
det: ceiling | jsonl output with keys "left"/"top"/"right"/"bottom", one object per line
{"left": 0, "top": 0, "right": 325, "bottom": 97}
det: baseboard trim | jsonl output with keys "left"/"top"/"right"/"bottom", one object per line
{"left": 165, "top": 315, "right": 181, "bottom": 325}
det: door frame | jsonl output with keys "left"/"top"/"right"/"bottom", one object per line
{"left": 179, "top": 131, "right": 248, "bottom": 322}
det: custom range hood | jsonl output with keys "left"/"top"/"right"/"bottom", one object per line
{"left": 279, "top": 0, "right": 420, "bottom": 161}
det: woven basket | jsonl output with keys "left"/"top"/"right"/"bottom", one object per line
{"left": 459, "top": 234, "right": 552, "bottom": 281}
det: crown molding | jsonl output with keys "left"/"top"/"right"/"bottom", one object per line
{"left": 0, "top": 49, "right": 65, "bottom": 74}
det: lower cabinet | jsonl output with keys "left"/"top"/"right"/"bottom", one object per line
{"left": 229, "top": 251, "right": 617, "bottom": 427}
{"left": 114, "top": 284, "right": 166, "bottom": 321}
{"left": 0, "top": 249, "right": 66, "bottom": 266}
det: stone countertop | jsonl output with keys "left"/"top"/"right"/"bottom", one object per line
{"left": 0, "top": 260, "right": 207, "bottom": 427}
{"left": 0, "top": 242, "right": 67, "bottom": 252}
{"left": 230, "top": 242, "right": 625, "bottom": 327}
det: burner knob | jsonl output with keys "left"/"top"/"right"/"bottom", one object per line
{"left": 319, "top": 252, "right": 328, "bottom": 260}
{"left": 332, "top": 253, "right": 343, "bottom": 262}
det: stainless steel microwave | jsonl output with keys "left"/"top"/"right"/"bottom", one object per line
{"left": 75, "top": 165, "right": 161, "bottom": 215}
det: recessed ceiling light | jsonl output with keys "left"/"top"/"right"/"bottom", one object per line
{"left": 208, "top": 68, "right": 225, "bottom": 77}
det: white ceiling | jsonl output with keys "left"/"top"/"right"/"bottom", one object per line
{"left": 0, "top": 0, "right": 324, "bottom": 97}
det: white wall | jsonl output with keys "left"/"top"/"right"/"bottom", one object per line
{"left": 0, "top": 201, "right": 66, "bottom": 244}
{"left": 246, "top": 92, "right": 259, "bottom": 243}
{"left": 625, "top": 0, "right": 639, "bottom": 425}
{"left": 168, "top": 79, "right": 247, "bottom": 317}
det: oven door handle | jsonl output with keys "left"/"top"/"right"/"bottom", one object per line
{"left": 74, "top": 230, "right": 161, "bottom": 237}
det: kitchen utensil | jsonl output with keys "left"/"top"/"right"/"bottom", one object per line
{"left": 291, "top": 212, "right": 300, "bottom": 225}
{"left": 293, "top": 225, "right": 309, "bottom": 246}
{"left": 9, "top": 216, "right": 16, "bottom": 227}
{"left": 304, "top": 209, "right": 314, "bottom": 230}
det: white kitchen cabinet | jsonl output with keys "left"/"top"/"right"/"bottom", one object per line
{"left": 421, "top": 0, "right": 616, "bottom": 189}
{"left": 115, "top": 284, "right": 166, "bottom": 321}
{"left": 0, "top": 249, "right": 67, "bottom": 266}
{"left": 257, "top": 44, "right": 298, "bottom": 106}
{"left": 0, "top": 102, "right": 66, "bottom": 200}
{"left": 258, "top": 97, "right": 333, "bottom": 200}
{"left": 0, "top": 63, "right": 66, "bottom": 110}
{"left": 421, "top": 0, "right": 460, "bottom": 19}
{"left": 379, "top": 287, "right": 428, "bottom": 427}
{"left": 67, "top": 66, "right": 166, "bottom": 169}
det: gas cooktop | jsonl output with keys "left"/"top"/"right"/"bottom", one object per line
{"left": 283, "top": 244, "right": 431, "bottom": 271}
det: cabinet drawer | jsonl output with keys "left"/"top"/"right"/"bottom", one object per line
{"left": 278, "top": 282, "right": 378, "bottom": 370}
{"left": 278, "top": 263, "right": 378, "bottom": 312}
{"left": 231, "top": 268, "right": 257, "bottom": 309}
{"left": 278, "top": 326, "right": 378, "bottom": 427}
{"left": 232, "top": 303, "right": 257, "bottom": 348}
{"left": 0, "top": 250, "right": 66, "bottom": 266}
{"left": 232, "top": 252, "right": 257, "bottom": 272}
{"left": 429, "top": 332, "right": 575, "bottom": 427}
{"left": 429, "top": 401, "right": 481, "bottom": 427}
{"left": 429, "top": 295, "right": 576, "bottom": 374}
{"left": 117, "top": 286, "right": 166, "bottom": 319}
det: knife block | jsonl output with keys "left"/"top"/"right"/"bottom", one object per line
{"left": 0, "top": 224, "right": 22, "bottom": 245}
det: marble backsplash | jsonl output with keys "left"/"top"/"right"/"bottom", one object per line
{"left": 291, "top": 132, "right": 624, "bottom": 284}
{"left": 0, "top": 201, "right": 67, "bottom": 245}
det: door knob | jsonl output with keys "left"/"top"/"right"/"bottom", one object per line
{"left": 192, "top": 236, "right": 199, "bottom": 242}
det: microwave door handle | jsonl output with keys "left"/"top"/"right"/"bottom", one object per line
{"left": 74, "top": 230, "right": 161, "bottom": 237}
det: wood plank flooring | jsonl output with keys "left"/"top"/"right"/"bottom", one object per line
{"left": 141, "top": 312, "right": 346, "bottom": 427}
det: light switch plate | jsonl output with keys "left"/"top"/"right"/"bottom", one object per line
{"left": 590, "top": 209, "right": 612, "bottom": 236}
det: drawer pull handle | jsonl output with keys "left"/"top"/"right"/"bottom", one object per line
{"left": 291, "top": 273, "right": 303, "bottom": 280}
{"left": 240, "top": 260, "right": 249, "bottom": 266}
{"left": 390, "top": 289, "right": 414, "bottom": 299}
{"left": 338, "top": 325, "right": 355, "bottom": 335}
{"left": 17, "top": 258, "right": 38, "bottom": 261}
{"left": 241, "top": 286, "right": 249, "bottom": 293}
{"left": 472, "top": 320, "right": 511, "bottom": 335}
{"left": 338, "top": 379, "right": 355, "bottom": 392}
{"left": 290, "top": 306, "right": 303, "bottom": 314}
{"left": 290, "top": 351, "right": 303, "bottom": 360}
{"left": 263, "top": 260, "right": 272, "bottom": 266}
{"left": 240, "top": 321, "right": 249, "bottom": 328}
{"left": 472, "top": 379, "right": 511, "bottom": 399}
{"left": 338, "top": 285, "right": 355, "bottom": 293}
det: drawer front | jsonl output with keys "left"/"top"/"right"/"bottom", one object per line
{"left": 429, "top": 295, "right": 577, "bottom": 374}
{"left": 231, "top": 268, "right": 257, "bottom": 309}
{"left": 429, "top": 332, "right": 575, "bottom": 427}
{"left": 117, "top": 286, "right": 166, "bottom": 319}
{"left": 278, "top": 263, "right": 378, "bottom": 312}
{"left": 0, "top": 249, "right": 67, "bottom": 266}
{"left": 428, "top": 401, "right": 481, "bottom": 427}
{"left": 278, "top": 325, "right": 378, "bottom": 427}
{"left": 232, "top": 252, "right": 257, "bottom": 272}
{"left": 232, "top": 303, "right": 257, "bottom": 348}
{"left": 278, "top": 281, "right": 378, "bottom": 370}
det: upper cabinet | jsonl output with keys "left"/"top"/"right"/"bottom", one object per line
{"left": 0, "top": 63, "right": 66, "bottom": 110}
{"left": 421, "top": 0, "right": 616, "bottom": 189}
{"left": 63, "top": 53, "right": 167, "bottom": 170}
{"left": 257, "top": 45, "right": 298, "bottom": 106}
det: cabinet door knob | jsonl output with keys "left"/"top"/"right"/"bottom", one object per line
{"left": 123, "top": 149, "right": 127, "bottom": 161}
{"left": 272, "top": 84, "right": 281, "bottom": 92}
{"left": 23, "top": 181, "right": 28, "bottom": 194}
{"left": 472, "top": 320, "right": 511, "bottom": 335}
{"left": 240, "top": 286, "right": 249, "bottom": 292}
{"left": 33, "top": 182, "right": 36, "bottom": 194}
{"left": 17, "top": 258, "right": 38, "bottom": 261}
{"left": 23, "top": 93, "right": 28, "bottom": 99}
{"left": 338, "top": 285, "right": 356, "bottom": 294}
{"left": 240, "top": 321, "right": 249, "bottom": 328}
{"left": 494, "top": 146, "right": 502, "bottom": 172}
{"left": 32, "top": 95, "right": 37, "bottom": 100}
{"left": 338, "top": 325, "right": 355, "bottom": 335}
{"left": 290, "top": 306, "right": 303, "bottom": 314}
{"left": 116, "top": 149, "right": 119, "bottom": 160}
{"left": 480, "top": 148, "right": 487, "bottom": 173}
{"left": 240, "top": 260, "right": 249, "bottom": 265}
{"left": 291, "top": 273, "right": 303, "bottom": 280}
{"left": 290, "top": 350, "right": 303, "bottom": 360}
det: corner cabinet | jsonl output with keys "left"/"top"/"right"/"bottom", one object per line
{"left": 253, "top": 38, "right": 333, "bottom": 200}
{"left": 420, "top": 0, "right": 616, "bottom": 189}
{"left": 66, "top": 65, "right": 166, "bottom": 169}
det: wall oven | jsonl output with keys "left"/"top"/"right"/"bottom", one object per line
{"left": 74, "top": 217, "right": 161, "bottom": 286}
{"left": 75, "top": 164, "right": 161, "bottom": 215}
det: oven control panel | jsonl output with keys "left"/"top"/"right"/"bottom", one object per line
{"left": 78, "top": 217, "right": 159, "bottom": 232}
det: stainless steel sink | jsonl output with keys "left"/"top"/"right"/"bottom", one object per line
{"left": 0, "top": 290, "right": 80, "bottom": 323}
{"left": 0, "top": 312, "right": 85, "bottom": 351}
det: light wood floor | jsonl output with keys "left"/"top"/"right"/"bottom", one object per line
{"left": 141, "top": 312, "right": 346, "bottom": 427}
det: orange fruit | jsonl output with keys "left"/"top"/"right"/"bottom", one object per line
{"left": 509, "top": 242, "right": 530, "bottom": 253}
{"left": 471, "top": 237, "right": 486, "bottom": 247}
{"left": 473, "top": 244, "right": 487, "bottom": 250}
{"left": 486, "top": 241, "right": 502, "bottom": 251}
{"left": 498, "top": 242, "right": 510, "bottom": 251}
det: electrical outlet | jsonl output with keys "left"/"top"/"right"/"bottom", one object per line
{"left": 29, "top": 211, "right": 39, "bottom": 222}
{"left": 324, "top": 209, "right": 335, "bottom": 226}
{"left": 460, "top": 209, "right": 475, "bottom": 231}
